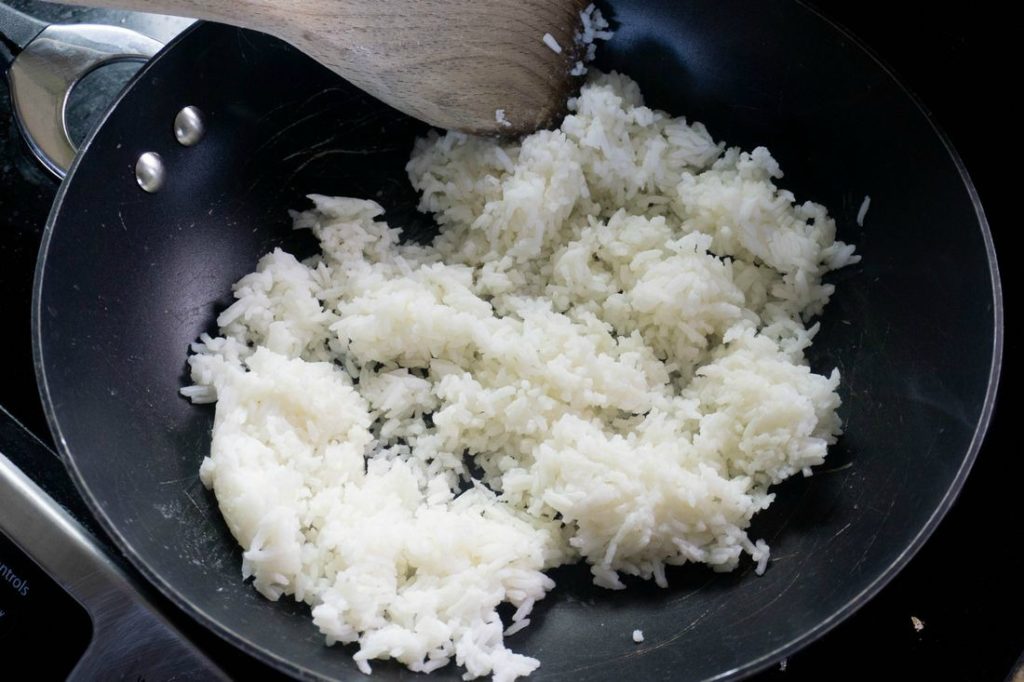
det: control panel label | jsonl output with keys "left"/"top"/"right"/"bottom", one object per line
{"left": 1, "top": 560, "right": 30, "bottom": 598}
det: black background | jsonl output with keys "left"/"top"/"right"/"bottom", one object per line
{"left": 764, "top": 3, "right": 1019, "bottom": 679}
{"left": 1, "top": 1, "right": 1019, "bottom": 679}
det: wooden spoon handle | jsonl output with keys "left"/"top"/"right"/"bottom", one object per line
{"left": 58, "top": 0, "right": 588, "bottom": 135}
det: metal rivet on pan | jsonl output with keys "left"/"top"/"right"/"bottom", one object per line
{"left": 174, "top": 106, "right": 205, "bottom": 146}
{"left": 135, "top": 152, "right": 166, "bottom": 193}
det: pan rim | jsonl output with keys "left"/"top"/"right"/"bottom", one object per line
{"left": 30, "top": 5, "right": 1004, "bottom": 680}
{"left": 27, "top": 21, "right": 332, "bottom": 680}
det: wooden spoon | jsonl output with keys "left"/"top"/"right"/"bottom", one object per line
{"left": 58, "top": 0, "right": 593, "bottom": 136}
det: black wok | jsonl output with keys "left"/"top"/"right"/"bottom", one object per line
{"left": 27, "top": 1, "right": 1001, "bottom": 679}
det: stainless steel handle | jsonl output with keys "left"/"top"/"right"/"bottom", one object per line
{"left": 6, "top": 18, "right": 162, "bottom": 177}
{"left": 0, "top": 451, "right": 229, "bottom": 680}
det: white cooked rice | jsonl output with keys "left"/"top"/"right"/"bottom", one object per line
{"left": 570, "top": 4, "right": 613, "bottom": 77}
{"left": 542, "top": 33, "right": 562, "bottom": 54}
{"left": 184, "top": 71, "right": 858, "bottom": 681}
{"left": 857, "top": 194, "right": 871, "bottom": 226}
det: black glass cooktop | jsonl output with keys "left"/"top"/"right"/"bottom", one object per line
{"left": 1, "top": 1, "right": 1019, "bottom": 679}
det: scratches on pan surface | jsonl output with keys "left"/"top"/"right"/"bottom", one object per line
{"left": 729, "top": 569, "right": 804, "bottom": 628}
{"left": 826, "top": 521, "right": 853, "bottom": 544}
{"left": 251, "top": 110, "right": 328, "bottom": 155}
{"left": 159, "top": 473, "right": 198, "bottom": 486}
{"left": 183, "top": 488, "right": 205, "bottom": 517}
{"left": 561, "top": 604, "right": 720, "bottom": 674}
{"left": 281, "top": 140, "right": 401, "bottom": 163}
{"left": 666, "top": 574, "right": 717, "bottom": 607}
{"left": 250, "top": 90, "right": 379, "bottom": 156}
{"left": 284, "top": 148, "right": 394, "bottom": 184}
{"left": 850, "top": 476, "right": 902, "bottom": 575}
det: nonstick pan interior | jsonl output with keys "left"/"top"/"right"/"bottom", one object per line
{"left": 33, "top": 2, "right": 1000, "bottom": 679}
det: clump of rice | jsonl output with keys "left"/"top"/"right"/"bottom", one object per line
{"left": 184, "top": 71, "right": 857, "bottom": 680}
{"left": 571, "top": 4, "right": 613, "bottom": 76}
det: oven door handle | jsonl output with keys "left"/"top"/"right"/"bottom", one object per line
{"left": 0, "top": 450, "right": 228, "bottom": 680}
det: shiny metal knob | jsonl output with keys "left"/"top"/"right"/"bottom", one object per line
{"left": 174, "top": 106, "right": 205, "bottom": 146}
{"left": 135, "top": 152, "right": 166, "bottom": 193}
